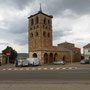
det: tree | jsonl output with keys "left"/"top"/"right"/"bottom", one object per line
{"left": 2, "top": 46, "right": 18, "bottom": 64}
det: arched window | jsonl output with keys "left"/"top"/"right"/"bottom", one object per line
{"left": 31, "top": 19, "right": 34, "bottom": 26}
{"left": 44, "top": 18, "right": 46, "bottom": 24}
{"left": 33, "top": 26, "right": 35, "bottom": 29}
{"left": 37, "top": 25, "right": 39, "bottom": 28}
{"left": 48, "top": 20, "right": 50, "bottom": 25}
{"left": 36, "top": 17, "right": 39, "bottom": 24}
{"left": 31, "top": 33, "right": 33, "bottom": 37}
{"left": 36, "top": 32, "right": 38, "bottom": 36}
{"left": 49, "top": 53, "right": 53, "bottom": 63}
{"left": 48, "top": 33, "right": 50, "bottom": 37}
{"left": 54, "top": 53, "right": 58, "bottom": 61}
{"left": 46, "top": 26, "right": 47, "bottom": 29}
{"left": 33, "top": 53, "right": 37, "bottom": 58}
{"left": 44, "top": 53, "right": 48, "bottom": 64}
{"left": 43, "top": 32, "right": 46, "bottom": 37}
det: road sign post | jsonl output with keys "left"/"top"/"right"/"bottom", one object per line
{"left": 6, "top": 52, "right": 11, "bottom": 64}
{"left": 69, "top": 50, "right": 74, "bottom": 65}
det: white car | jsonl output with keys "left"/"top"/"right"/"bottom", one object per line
{"left": 15, "top": 59, "right": 29, "bottom": 67}
{"left": 27, "top": 58, "right": 39, "bottom": 66}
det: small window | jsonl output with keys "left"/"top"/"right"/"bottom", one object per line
{"left": 88, "top": 50, "right": 90, "bottom": 52}
{"left": 31, "top": 19, "right": 34, "bottom": 26}
{"left": 48, "top": 20, "right": 50, "bottom": 25}
{"left": 30, "top": 28, "right": 32, "bottom": 30}
{"left": 43, "top": 25, "right": 44, "bottom": 28}
{"left": 31, "top": 33, "right": 33, "bottom": 37}
{"left": 48, "top": 33, "right": 50, "bottom": 37}
{"left": 33, "top": 26, "right": 35, "bottom": 29}
{"left": 37, "top": 25, "right": 39, "bottom": 28}
{"left": 36, "top": 17, "right": 39, "bottom": 24}
{"left": 36, "top": 32, "right": 38, "bottom": 36}
{"left": 43, "top": 32, "right": 46, "bottom": 37}
{"left": 46, "top": 26, "right": 47, "bottom": 29}
{"left": 44, "top": 18, "right": 46, "bottom": 24}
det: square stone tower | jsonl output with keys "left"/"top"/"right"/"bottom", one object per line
{"left": 28, "top": 9, "right": 53, "bottom": 52}
{"left": 28, "top": 6, "right": 81, "bottom": 65}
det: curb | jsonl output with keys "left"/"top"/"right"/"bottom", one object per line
{"left": 1, "top": 67, "right": 78, "bottom": 71}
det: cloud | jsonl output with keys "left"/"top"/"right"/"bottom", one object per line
{"left": 0, "top": 0, "right": 90, "bottom": 53}
{"left": 42, "top": 0, "right": 90, "bottom": 16}
{"left": 0, "top": 0, "right": 33, "bottom": 10}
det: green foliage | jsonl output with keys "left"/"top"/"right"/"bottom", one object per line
{"left": 81, "top": 54, "right": 84, "bottom": 59}
{"left": 2, "top": 46, "right": 18, "bottom": 64}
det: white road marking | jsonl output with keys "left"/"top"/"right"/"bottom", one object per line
{"left": 32, "top": 68, "right": 35, "bottom": 70}
{"left": 3, "top": 69, "right": 6, "bottom": 71}
{"left": 20, "top": 68, "right": 23, "bottom": 70}
{"left": 62, "top": 68, "right": 66, "bottom": 70}
{"left": 8, "top": 68, "right": 12, "bottom": 70}
{"left": 26, "top": 68, "right": 30, "bottom": 70}
{"left": 44, "top": 68, "right": 48, "bottom": 70}
{"left": 56, "top": 68, "right": 60, "bottom": 70}
{"left": 50, "top": 68, "right": 53, "bottom": 70}
{"left": 38, "top": 68, "right": 42, "bottom": 70}
{"left": 14, "top": 68, "right": 18, "bottom": 70}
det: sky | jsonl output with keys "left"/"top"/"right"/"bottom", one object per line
{"left": 0, "top": 0, "right": 90, "bottom": 53}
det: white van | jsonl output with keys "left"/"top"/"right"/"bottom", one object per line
{"left": 15, "top": 59, "right": 29, "bottom": 67}
{"left": 27, "top": 58, "right": 39, "bottom": 66}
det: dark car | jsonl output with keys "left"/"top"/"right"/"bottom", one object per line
{"left": 80, "top": 60, "right": 90, "bottom": 64}
{"left": 85, "top": 60, "right": 90, "bottom": 64}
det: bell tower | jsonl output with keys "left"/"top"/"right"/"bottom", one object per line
{"left": 28, "top": 6, "right": 53, "bottom": 52}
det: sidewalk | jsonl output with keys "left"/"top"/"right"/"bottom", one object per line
{"left": 0, "top": 62, "right": 90, "bottom": 70}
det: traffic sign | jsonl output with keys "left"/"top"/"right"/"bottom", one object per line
{"left": 6, "top": 52, "right": 11, "bottom": 56}
{"left": 69, "top": 50, "right": 74, "bottom": 56}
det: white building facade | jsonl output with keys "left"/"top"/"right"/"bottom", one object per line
{"left": 83, "top": 44, "right": 90, "bottom": 60}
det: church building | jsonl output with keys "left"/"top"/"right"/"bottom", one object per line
{"left": 28, "top": 6, "right": 81, "bottom": 65}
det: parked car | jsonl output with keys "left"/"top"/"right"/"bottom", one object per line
{"left": 27, "top": 58, "right": 39, "bottom": 66}
{"left": 80, "top": 60, "right": 85, "bottom": 64}
{"left": 15, "top": 59, "right": 29, "bottom": 67}
{"left": 80, "top": 59, "right": 90, "bottom": 64}
{"left": 53, "top": 60, "right": 65, "bottom": 65}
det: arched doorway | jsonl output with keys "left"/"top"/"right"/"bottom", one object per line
{"left": 62, "top": 55, "right": 66, "bottom": 61}
{"left": 44, "top": 53, "right": 48, "bottom": 64}
{"left": 54, "top": 53, "right": 58, "bottom": 61}
{"left": 49, "top": 53, "right": 53, "bottom": 63}
{"left": 33, "top": 53, "right": 37, "bottom": 58}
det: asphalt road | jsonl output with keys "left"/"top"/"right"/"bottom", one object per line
{"left": 0, "top": 69, "right": 90, "bottom": 84}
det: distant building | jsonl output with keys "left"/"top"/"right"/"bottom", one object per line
{"left": 0, "top": 54, "right": 7, "bottom": 65}
{"left": 58, "top": 42, "right": 81, "bottom": 62}
{"left": 28, "top": 6, "right": 81, "bottom": 65}
{"left": 83, "top": 43, "right": 90, "bottom": 60}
